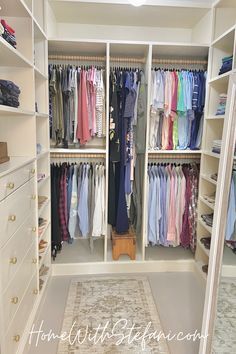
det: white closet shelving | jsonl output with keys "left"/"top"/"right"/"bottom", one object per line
{"left": 0, "top": 1, "right": 50, "bottom": 353}
{"left": 195, "top": 0, "right": 236, "bottom": 281}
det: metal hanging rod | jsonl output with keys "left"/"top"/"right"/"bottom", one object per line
{"left": 48, "top": 54, "right": 207, "bottom": 65}
{"left": 152, "top": 58, "right": 208, "bottom": 65}
{"left": 50, "top": 153, "right": 106, "bottom": 158}
{"left": 148, "top": 153, "right": 201, "bottom": 159}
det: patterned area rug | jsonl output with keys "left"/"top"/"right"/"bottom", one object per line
{"left": 213, "top": 278, "right": 236, "bottom": 353}
{"left": 57, "top": 277, "right": 170, "bottom": 353}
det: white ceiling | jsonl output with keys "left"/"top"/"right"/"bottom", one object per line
{"left": 49, "top": 1, "right": 211, "bottom": 28}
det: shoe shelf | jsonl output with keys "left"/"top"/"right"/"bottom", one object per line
{"left": 199, "top": 196, "right": 215, "bottom": 210}
{"left": 38, "top": 220, "right": 50, "bottom": 243}
{"left": 198, "top": 217, "right": 213, "bottom": 234}
{"left": 197, "top": 239, "right": 210, "bottom": 258}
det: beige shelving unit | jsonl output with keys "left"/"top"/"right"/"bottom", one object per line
{"left": 195, "top": 0, "right": 236, "bottom": 281}
{"left": 0, "top": 1, "right": 51, "bottom": 353}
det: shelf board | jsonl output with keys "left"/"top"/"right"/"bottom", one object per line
{"left": 0, "top": 0, "right": 31, "bottom": 17}
{"left": 206, "top": 115, "right": 225, "bottom": 120}
{"left": 37, "top": 176, "right": 50, "bottom": 188}
{"left": 38, "top": 198, "right": 50, "bottom": 217}
{"left": 0, "top": 156, "right": 35, "bottom": 178}
{"left": 209, "top": 70, "right": 232, "bottom": 84}
{"left": 203, "top": 151, "right": 221, "bottom": 159}
{"left": 34, "top": 66, "right": 48, "bottom": 80}
{"left": 197, "top": 239, "right": 210, "bottom": 257}
{"left": 195, "top": 260, "right": 207, "bottom": 282}
{"left": 39, "top": 241, "right": 50, "bottom": 269}
{"left": 0, "top": 37, "right": 33, "bottom": 68}
{"left": 198, "top": 217, "right": 213, "bottom": 234}
{"left": 0, "top": 105, "right": 34, "bottom": 117}
{"left": 39, "top": 268, "right": 51, "bottom": 295}
{"left": 37, "top": 151, "right": 49, "bottom": 160}
{"left": 201, "top": 174, "right": 217, "bottom": 185}
{"left": 36, "top": 112, "right": 49, "bottom": 118}
{"left": 33, "top": 17, "right": 47, "bottom": 39}
{"left": 199, "top": 196, "right": 215, "bottom": 211}
{"left": 211, "top": 25, "right": 235, "bottom": 47}
{"left": 39, "top": 221, "right": 50, "bottom": 243}
{"left": 148, "top": 150, "right": 202, "bottom": 154}
{"left": 50, "top": 148, "right": 107, "bottom": 154}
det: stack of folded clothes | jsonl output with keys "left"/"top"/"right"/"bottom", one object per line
{"left": 201, "top": 213, "right": 214, "bottom": 227}
{"left": 219, "top": 55, "right": 233, "bottom": 75}
{"left": 0, "top": 79, "right": 20, "bottom": 107}
{"left": 212, "top": 140, "right": 222, "bottom": 154}
{"left": 0, "top": 19, "right": 16, "bottom": 48}
{"left": 215, "top": 93, "right": 227, "bottom": 115}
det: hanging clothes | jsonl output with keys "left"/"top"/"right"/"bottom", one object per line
{"left": 51, "top": 162, "right": 106, "bottom": 259}
{"left": 49, "top": 65, "right": 106, "bottom": 148}
{"left": 108, "top": 68, "right": 146, "bottom": 234}
{"left": 149, "top": 69, "right": 207, "bottom": 151}
{"left": 146, "top": 163, "right": 199, "bottom": 251}
{"left": 225, "top": 169, "right": 236, "bottom": 242}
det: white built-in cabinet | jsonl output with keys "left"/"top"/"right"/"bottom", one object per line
{"left": 0, "top": 1, "right": 50, "bottom": 353}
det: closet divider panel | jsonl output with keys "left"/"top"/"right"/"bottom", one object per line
{"left": 107, "top": 42, "right": 149, "bottom": 262}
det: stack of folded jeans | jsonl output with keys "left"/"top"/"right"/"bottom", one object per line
{"left": 212, "top": 140, "right": 222, "bottom": 154}
{"left": 201, "top": 213, "right": 214, "bottom": 227}
{"left": 219, "top": 55, "right": 233, "bottom": 75}
{"left": 0, "top": 80, "right": 20, "bottom": 108}
{"left": 215, "top": 93, "right": 227, "bottom": 115}
{"left": 0, "top": 19, "right": 16, "bottom": 48}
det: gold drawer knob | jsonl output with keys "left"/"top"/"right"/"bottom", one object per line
{"left": 32, "top": 227, "right": 37, "bottom": 232}
{"left": 30, "top": 168, "right": 35, "bottom": 174}
{"left": 7, "top": 182, "right": 15, "bottom": 189}
{"left": 8, "top": 215, "right": 16, "bottom": 222}
{"left": 10, "top": 257, "right": 17, "bottom": 264}
{"left": 11, "top": 297, "right": 19, "bottom": 304}
{"left": 32, "top": 258, "right": 37, "bottom": 264}
{"left": 33, "top": 289, "right": 38, "bottom": 295}
{"left": 13, "top": 335, "right": 20, "bottom": 342}
{"left": 31, "top": 195, "right": 36, "bottom": 200}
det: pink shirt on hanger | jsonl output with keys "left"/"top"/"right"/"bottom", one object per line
{"left": 76, "top": 69, "right": 91, "bottom": 145}
{"left": 167, "top": 166, "right": 177, "bottom": 244}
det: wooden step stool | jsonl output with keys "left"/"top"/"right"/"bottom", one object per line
{"left": 112, "top": 227, "right": 136, "bottom": 260}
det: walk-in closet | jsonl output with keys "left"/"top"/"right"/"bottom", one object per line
{"left": 0, "top": 1, "right": 236, "bottom": 354}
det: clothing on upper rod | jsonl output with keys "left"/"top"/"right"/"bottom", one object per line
{"left": 146, "top": 162, "right": 199, "bottom": 251}
{"left": 49, "top": 64, "right": 106, "bottom": 148}
{"left": 108, "top": 67, "right": 146, "bottom": 234}
{"left": 149, "top": 68, "right": 207, "bottom": 151}
{"left": 51, "top": 162, "right": 106, "bottom": 259}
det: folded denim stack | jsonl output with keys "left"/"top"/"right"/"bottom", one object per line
{"left": 219, "top": 55, "right": 233, "bottom": 75}
{"left": 215, "top": 93, "right": 227, "bottom": 115}
{"left": 201, "top": 213, "right": 214, "bottom": 227}
{"left": 0, "top": 79, "right": 20, "bottom": 108}
{"left": 212, "top": 140, "right": 222, "bottom": 154}
{"left": 0, "top": 19, "right": 16, "bottom": 48}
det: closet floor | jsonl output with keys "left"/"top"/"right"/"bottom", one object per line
{"left": 26, "top": 272, "right": 205, "bottom": 354}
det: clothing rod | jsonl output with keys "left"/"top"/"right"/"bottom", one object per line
{"left": 50, "top": 153, "right": 106, "bottom": 158}
{"left": 148, "top": 153, "right": 201, "bottom": 159}
{"left": 48, "top": 54, "right": 207, "bottom": 65}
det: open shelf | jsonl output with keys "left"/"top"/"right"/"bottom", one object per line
{"left": 209, "top": 70, "right": 232, "bottom": 84}
{"left": 195, "top": 260, "right": 207, "bottom": 281}
{"left": 0, "top": 37, "right": 32, "bottom": 68}
{"left": 148, "top": 150, "right": 202, "bottom": 154}
{"left": 197, "top": 239, "right": 210, "bottom": 258}
{"left": 206, "top": 115, "right": 225, "bottom": 120}
{"left": 0, "top": 105, "right": 34, "bottom": 116}
{"left": 199, "top": 196, "right": 215, "bottom": 210}
{"left": 198, "top": 217, "right": 213, "bottom": 234}
{"left": 50, "top": 148, "right": 107, "bottom": 154}
{"left": 0, "top": 156, "right": 35, "bottom": 178}
{"left": 203, "top": 151, "right": 221, "bottom": 159}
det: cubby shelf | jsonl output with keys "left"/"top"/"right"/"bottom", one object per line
{"left": 39, "top": 221, "right": 50, "bottom": 244}
{"left": 206, "top": 115, "right": 225, "bottom": 120}
{"left": 195, "top": 260, "right": 207, "bottom": 281}
{"left": 198, "top": 218, "right": 213, "bottom": 234}
{"left": 199, "top": 196, "right": 215, "bottom": 210}
{"left": 201, "top": 174, "right": 218, "bottom": 185}
{"left": 209, "top": 70, "right": 232, "bottom": 83}
{"left": 0, "top": 156, "right": 35, "bottom": 178}
{"left": 38, "top": 198, "right": 50, "bottom": 217}
{"left": 0, "top": 37, "right": 32, "bottom": 68}
{"left": 203, "top": 151, "right": 221, "bottom": 159}
{"left": 212, "top": 25, "right": 235, "bottom": 46}
{"left": 50, "top": 148, "right": 107, "bottom": 154}
{"left": 197, "top": 239, "right": 210, "bottom": 258}
{"left": 148, "top": 150, "right": 202, "bottom": 154}
{"left": 34, "top": 66, "right": 48, "bottom": 80}
{"left": 33, "top": 17, "right": 47, "bottom": 40}
{"left": 36, "top": 112, "right": 49, "bottom": 118}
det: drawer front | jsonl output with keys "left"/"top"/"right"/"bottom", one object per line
{"left": 4, "top": 272, "right": 38, "bottom": 354}
{"left": 0, "top": 161, "right": 36, "bottom": 202}
{"left": 0, "top": 213, "right": 37, "bottom": 292}
{"left": 0, "top": 178, "right": 36, "bottom": 247}
{"left": 2, "top": 243, "right": 38, "bottom": 332}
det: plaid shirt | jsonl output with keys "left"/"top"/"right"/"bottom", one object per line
{"left": 58, "top": 166, "right": 69, "bottom": 241}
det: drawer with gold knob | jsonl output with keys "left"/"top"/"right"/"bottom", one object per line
{"left": 0, "top": 161, "right": 36, "bottom": 201}
{"left": 0, "top": 178, "right": 36, "bottom": 247}
{"left": 2, "top": 244, "right": 37, "bottom": 331}
{"left": 0, "top": 213, "right": 36, "bottom": 291}
{"left": 4, "top": 272, "right": 37, "bottom": 354}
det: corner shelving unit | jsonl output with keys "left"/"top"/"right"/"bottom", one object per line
{"left": 195, "top": 0, "right": 236, "bottom": 280}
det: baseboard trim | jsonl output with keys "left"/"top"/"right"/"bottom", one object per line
{"left": 52, "top": 260, "right": 196, "bottom": 276}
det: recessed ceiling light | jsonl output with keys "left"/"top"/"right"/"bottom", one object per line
{"left": 129, "top": 0, "right": 147, "bottom": 7}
